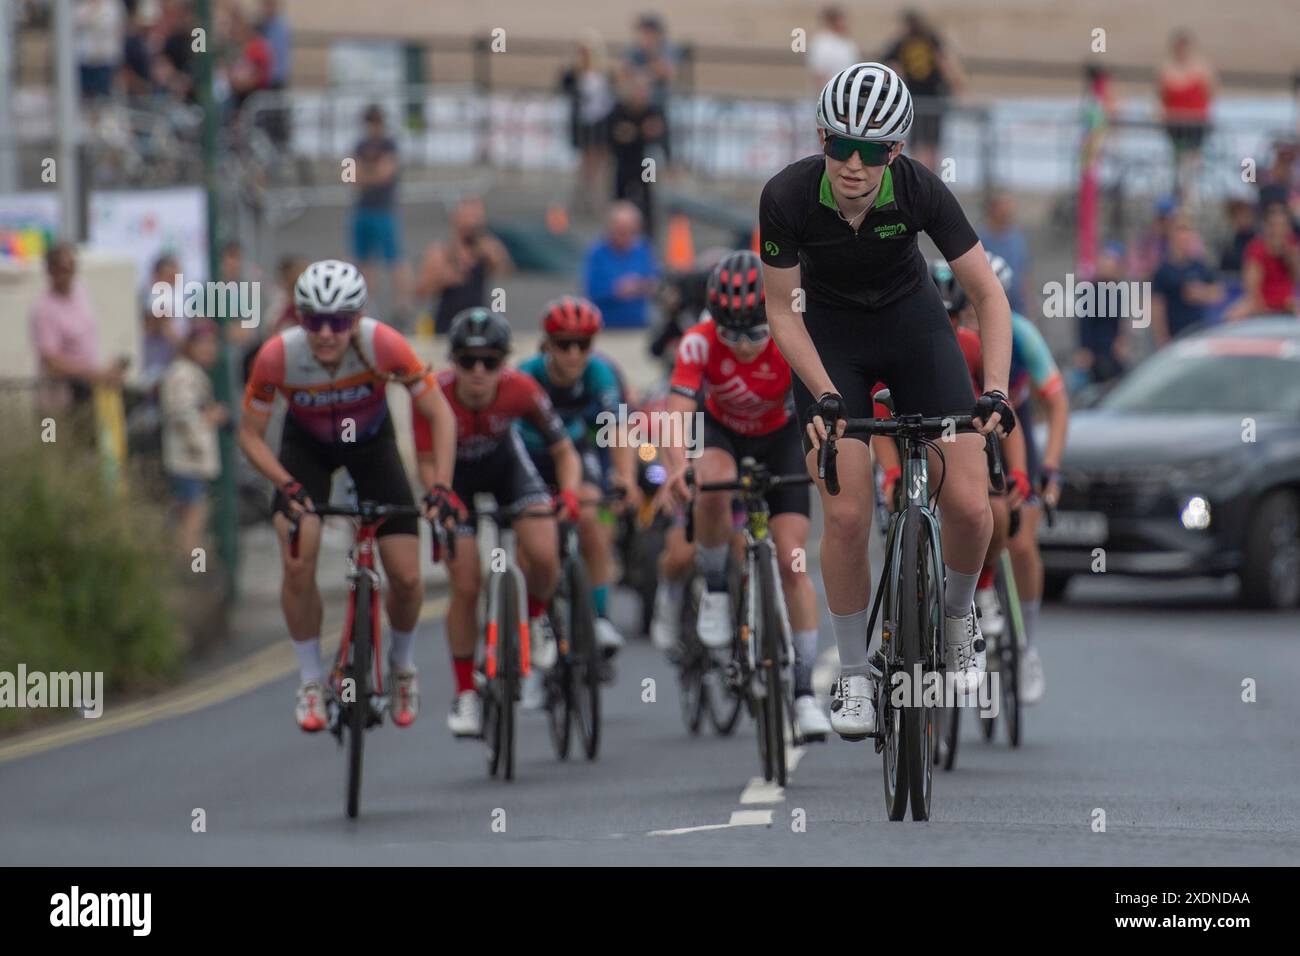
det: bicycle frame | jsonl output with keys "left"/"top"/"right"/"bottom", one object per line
{"left": 336, "top": 521, "right": 386, "bottom": 701}
{"left": 475, "top": 496, "right": 533, "bottom": 680}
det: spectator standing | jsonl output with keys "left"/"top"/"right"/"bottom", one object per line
{"left": 415, "top": 196, "right": 513, "bottom": 336}
{"left": 560, "top": 30, "right": 617, "bottom": 214}
{"left": 981, "top": 191, "right": 1033, "bottom": 315}
{"left": 1130, "top": 195, "right": 1180, "bottom": 280}
{"left": 142, "top": 253, "right": 187, "bottom": 388}
{"left": 1158, "top": 29, "right": 1215, "bottom": 203}
{"left": 29, "top": 244, "right": 128, "bottom": 438}
{"left": 241, "top": 254, "right": 306, "bottom": 383}
{"left": 154, "top": 0, "right": 197, "bottom": 103}
{"left": 607, "top": 71, "right": 666, "bottom": 236}
{"left": 1227, "top": 204, "right": 1300, "bottom": 319}
{"left": 350, "top": 104, "right": 413, "bottom": 325}
{"left": 1218, "top": 198, "right": 1257, "bottom": 280}
{"left": 75, "top": 0, "right": 126, "bottom": 103}
{"left": 583, "top": 201, "right": 659, "bottom": 329}
{"left": 257, "top": 0, "right": 293, "bottom": 148}
{"left": 1151, "top": 215, "right": 1225, "bottom": 345}
{"left": 882, "top": 8, "right": 965, "bottom": 169}
{"left": 1071, "top": 242, "right": 1129, "bottom": 390}
{"left": 622, "top": 14, "right": 680, "bottom": 160}
{"left": 807, "top": 6, "right": 860, "bottom": 90}
{"left": 226, "top": 4, "right": 274, "bottom": 112}
{"left": 160, "top": 320, "right": 227, "bottom": 561}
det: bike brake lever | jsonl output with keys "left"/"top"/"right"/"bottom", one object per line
{"left": 985, "top": 431, "right": 1006, "bottom": 494}
{"left": 819, "top": 434, "right": 840, "bottom": 497}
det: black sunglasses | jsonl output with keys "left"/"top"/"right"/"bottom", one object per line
{"left": 717, "top": 324, "right": 770, "bottom": 346}
{"left": 454, "top": 352, "right": 504, "bottom": 371}
{"left": 301, "top": 312, "right": 357, "bottom": 334}
{"left": 822, "top": 135, "right": 896, "bottom": 166}
{"left": 549, "top": 337, "right": 593, "bottom": 353}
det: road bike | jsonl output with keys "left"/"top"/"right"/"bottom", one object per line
{"left": 821, "top": 398, "right": 1002, "bottom": 821}
{"left": 289, "top": 500, "right": 451, "bottom": 819}
{"left": 685, "top": 457, "right": 816, "bottom": 787}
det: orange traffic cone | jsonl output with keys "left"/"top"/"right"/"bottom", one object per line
{"left": 665, "top": 213, "right": 695, "bottom": 271}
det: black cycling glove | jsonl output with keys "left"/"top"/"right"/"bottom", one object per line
{"left": 973, "top": 390, "right": 1016, "bottom": 435}
{"left": 809, "top": 391, "right": 845, "bottom": 435}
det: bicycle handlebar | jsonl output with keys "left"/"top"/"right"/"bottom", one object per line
{"left": 682, "top": 461, "right": 809, "bottom": 544}
{"left": 286, "top": 501, "right": 456, "bottom": 563}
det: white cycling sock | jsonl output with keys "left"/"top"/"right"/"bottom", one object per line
{"left": 389, "top": 627, "right": 417, "bottom": 671}
{"left": 293, "top": 636, "right": 323, "bottom": 684}
{"left": 944, "top": 566, "right": 979, "bottom": 618}
{"left": 830, "top": 606, "right": 871, "bottom": 674}
{"left": 1022, "top": 598, "right": 1041, "bottom": 645}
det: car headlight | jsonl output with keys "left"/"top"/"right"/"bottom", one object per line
{"left": 1180, "top": 495, "right": 1212, "bottom": 530}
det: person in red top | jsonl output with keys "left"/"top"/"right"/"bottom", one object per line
{"left": 655, "top": 250, "right": 831, "bottom": 740}
{"left": 239, "top": 260, "right": 459, "bottom": 734}
{"left": 412, "top": 308, "right": 583, "bottom": 733}
{"left": 1229, "top": 203, "right": 1300, "bottom": 318}
{"left": 1158, "top": 29, "right": 1215, "bottom": 197}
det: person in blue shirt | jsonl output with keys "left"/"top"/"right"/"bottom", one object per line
{"left": 518, "top": 296, "right": 641, "bottom": 665}
{"left": 582, "top": 202, "right": 660, "bottom": 328}
{"left": 1152, "top": 214, "right": 1225, "bottom": 345}
{"left": 981, "top": 191, "right": 1033, "bottom": 315}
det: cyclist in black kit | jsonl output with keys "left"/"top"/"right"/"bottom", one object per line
{"left": 759, "top": 61, "right": 1016, "bottom": 740}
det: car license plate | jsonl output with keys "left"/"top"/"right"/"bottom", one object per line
{"left": 1038, "top": 511, "right": 1108, "bottom": 545}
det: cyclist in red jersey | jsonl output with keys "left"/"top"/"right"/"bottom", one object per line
{"left": 412, "top": 308, "right": 582, "bottom": 732}
{"left": 655, "top": 250, "right": 832, "bottom": 739}
{"left": 239, "top": 260, "right": 460, "bottom": 733}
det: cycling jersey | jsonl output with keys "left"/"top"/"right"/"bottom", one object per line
{"left": 515, "top": 352, "right": 624, "bottom": 453}
{"left": 243, "top": 317, "right": 434, "bottom": 444}
{"left": 669, "top": 317, "right": 794, "bottom": 436}
{"left": 1008, "top": 313, "right": 1064, "bottom": 408}
{"left": 415, "top": 366, "right": 567, "bottom": 461}
{"left": 758, "top": 154, "right": 979, "bottom": 311}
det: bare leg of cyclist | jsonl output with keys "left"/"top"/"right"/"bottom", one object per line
{"left": 772, "top": 513, "right": 830, "bottom": 738}
{"left": 693, "top": 448, "right": 737, "bottom": 649}
{"left": 516, "top": 516, "right": 561, "bottom": 708}
{"left": 446, "top": 530, "right": 483, "bottom": 736}
{"left": 651, "top": 525, "right": 694, "bottom": 650}
{"left": 377, "top": 532, "right": 423, "bottom": 726}
{"left": 577, "top": 480, "right": 623, "bottom": 654}
{"left": 276, "top": 512, "right": 326, "bottom": 731}
{"left": 929, "top": 434, "right": 995, "bottom": 700}
{"left": 805, "top": 438, "right": 877, "bottom": 738}
{"left": 977, "top": 495, "right": 1011, "bottom": 638}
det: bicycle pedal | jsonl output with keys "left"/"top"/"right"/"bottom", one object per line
{"left": 836, "top": 731, "right": 870, "bottom": 743}
{"left": 801, "top": 732, "right": 828, "bottom": 744}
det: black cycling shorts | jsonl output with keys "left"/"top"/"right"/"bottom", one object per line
{"left": 275, "top": 412, "right": 418, "bottom": 538}
{"left": 702, "top": 411, "right": 811, "bottom": 518}
{"left": 529, "top": 439, "right": 609, "bottom": 493}
{"left": 453, "top": 430, "right": 552, "bottom": 535}
{"left": 1015, "top": 398, "right": 1041, "bottom": 489}
{"left": 792, "top": 280, "right": 978, "bottom": 454}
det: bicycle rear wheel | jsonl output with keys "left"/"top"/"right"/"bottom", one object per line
{"left": 678, "top": 578, "right": 708, "bottom": 735}
{"left": 546, "top": 565, "right": 574, "bottom": 761}
{"left": 344, "top": 581, "right": 373, "bottom": 819}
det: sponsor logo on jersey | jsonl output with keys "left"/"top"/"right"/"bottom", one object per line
{"left": 873, "top": 222, "right": 908, "bottom": 238}
{"left": 292, "top": 383, "right": 374, "bottom": 407}
{"left": 679, "top": 331, "right": 709, "bottom": 365}
{"left": 763, "top": 240, "right": 780, "bottom": 257}
{"left": 720, "top": 357, "right": 735, "bottom": 375}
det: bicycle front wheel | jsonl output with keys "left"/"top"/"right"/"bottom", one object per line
{"left": 900, "top": 509, "right": 937, "bottom": 822}
{"left": 567, "top": 556, "right": 601, "bottom": 760}
{"left": 344, "top": 581, "right": 373, "bottom": 819}
{"left": 995, "top": 555, "right": 1023, "bottom": 748}
{"left": 485, "top": 570, "right": 520, "bottom": 781}
{"left": 756, "top": 545, "right": 787, "bottom": 787}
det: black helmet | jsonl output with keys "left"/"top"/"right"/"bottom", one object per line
{"left": 706, "top": 250, "right": 766, "bottom": 330}
{"left": 448, "top": 307, "right": 511, "bottom": 354}
{"left": 929, "top": 259, "right": 966, "bottom": 315}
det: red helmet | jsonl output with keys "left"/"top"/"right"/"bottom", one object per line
{"left": 706, "top": 250, "right": 766, "bottom": 330}
{"left": 542, "top": 295, "right": 603, "bottom": 337}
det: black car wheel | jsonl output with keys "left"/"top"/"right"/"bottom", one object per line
{"left": 1241, "top": 490, "right": 1300, "bottom": 610}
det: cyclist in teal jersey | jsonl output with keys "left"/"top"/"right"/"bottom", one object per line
{"left": 518, "top": 296, "right": 640, "bottom": 659}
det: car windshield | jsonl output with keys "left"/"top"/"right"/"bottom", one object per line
{"left": 1101, "top": 342, "right": 1300, "bottom": 414}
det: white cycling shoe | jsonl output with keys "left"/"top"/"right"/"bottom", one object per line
{"left": 974, "top": 585, "right": 1004, "bottom": 640}
{"left": 521, "top": 671, "right": 546, "bottom": 711}
{"left": 530, "top": 614, "right": 558, "bottom": 671}
{"left": 944, "top": 607, "right": 987, "bottom": 702}
{"left": 830, "top": 673, "right": 877, "bottom": 740}
{"left": 447, "top": 689, "right": 483, "bottom": 737}
{"left": 794, "top": 695, "right": 831, "bottom": 741}
{"left": 650, "top": 583, "right": 683, "bottom": 651}
{"left": 595, "top": 617, "right": 625, "bottom": 651}
{"left": 696, "top": 590, "right": 732, "bottom": 649}
{"left": 1019, "top": 645, "right": 1046, "bottom": 706}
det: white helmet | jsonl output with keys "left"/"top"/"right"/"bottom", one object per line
{"left": 294, "top": 259, "right": 368, "bottom": 315}
{"left": 816, "top": 61, "right": 914, "bottom": 141}
{"left": 985, "top": 251, "right": 1014, "bottom": 293}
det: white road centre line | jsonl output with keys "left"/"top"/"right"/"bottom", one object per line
{"left": 727, "top": 809, "right": 774, "bottom": 826}
{"left": 740, "top": 777, "right": 784, "bottom": 804}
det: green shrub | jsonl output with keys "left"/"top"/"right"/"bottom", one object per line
{"left": 0, "top": 442, "right": 182, "bottom": 731}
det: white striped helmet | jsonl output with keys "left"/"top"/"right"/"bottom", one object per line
{"left": 816, "top": 62, "right": 914, "bottom": 141}
{"left": 294, "top": 259, "right": 368, "bottom": 315}
{"left": 985, "top": 251, "right": 1014, "bottom": 294}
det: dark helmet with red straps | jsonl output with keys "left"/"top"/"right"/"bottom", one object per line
{"left": 705, "top": 249, "right": 766, "bottom": 330}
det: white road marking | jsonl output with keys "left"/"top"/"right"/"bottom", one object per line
{"left": 647, "top": 823, "right": 735, "bottom": 837}
{"left": 740, "top": 777, "right": 784, "bottom": 804}
{"left": 728, "top": 809, "right": 773, "bottom": 826}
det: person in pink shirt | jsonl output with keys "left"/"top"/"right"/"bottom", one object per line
{"left": 29, "top": 244, "right": 127, "bottom": 428}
